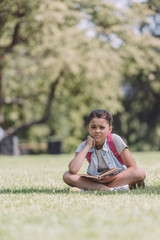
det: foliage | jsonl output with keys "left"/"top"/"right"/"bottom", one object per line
{"left": 113, "top": 2, "right": 160, "bottom": 150}
{"left": 0, "top": 0, "right": 124, "bottom": 152}
{"left": 0, "top": 0, "right": 160, "bottom": 151}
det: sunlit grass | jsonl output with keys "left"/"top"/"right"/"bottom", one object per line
{"left": 0, "top": 152, "right": 160, "bottom": 240}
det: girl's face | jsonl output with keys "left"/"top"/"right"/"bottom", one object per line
{"left": 88, "top": 117, "right": 112, "bottom": 149}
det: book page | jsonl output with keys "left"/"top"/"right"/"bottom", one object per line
{"left": 80, "top": 168, "right": 121, "bottom": 180}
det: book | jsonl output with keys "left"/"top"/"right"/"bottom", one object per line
{"left": 80, "top": 168, "right": 121, "bottom": 180}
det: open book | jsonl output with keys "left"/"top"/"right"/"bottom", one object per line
{"left": 80, "top": 168, "right": 121, "bottom": 180}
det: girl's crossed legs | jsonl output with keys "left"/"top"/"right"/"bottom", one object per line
{"left": 63, "top": 167, "right": 146, "bottom": 191}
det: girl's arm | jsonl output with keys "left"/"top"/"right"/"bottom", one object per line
{"left": 120, "top": 148, "right": 137, "bottom": 168}
{"left": 68, "top": 135, "right": 95, "bottom": 174}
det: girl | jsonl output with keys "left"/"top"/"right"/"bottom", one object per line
{"left": 63, "top": 109, "right": 146, "bottom": 191}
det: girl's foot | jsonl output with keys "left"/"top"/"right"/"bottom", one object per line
{"left": 110, "top": 184, "right": 129, "bottom": 192}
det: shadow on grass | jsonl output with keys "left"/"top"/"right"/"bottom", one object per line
{"left": 0, "top": 185, "right": 160, "bottom": 195}
{"left": 0, "top": 187, "right": 71, "bottom": 195}
{"left": 129, "top": 185, "right": 160, "bottom": 195}
{"left": 0, "top": 187, "right": 54, "bottom": 194}
{"left": 95, "top": 185, "right": 160, "bottom": 195}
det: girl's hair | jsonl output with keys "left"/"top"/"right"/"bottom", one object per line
{"left": 87, "top": 109, "right": 113, "bottom": 126}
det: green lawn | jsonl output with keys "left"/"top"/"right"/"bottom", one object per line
{"left": 0, "top": 152, "right": 160, "bottom": 240}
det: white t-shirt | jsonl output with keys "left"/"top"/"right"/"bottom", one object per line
{"left": 95, "top": 149, "right": 109, "bottom": 173}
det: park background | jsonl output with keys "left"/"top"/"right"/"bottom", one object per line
{"left": 0, "top": 1, "right": 160, "bottom": 240}
{"left": 0, "top": 0, "right": 160, "bottom": 154}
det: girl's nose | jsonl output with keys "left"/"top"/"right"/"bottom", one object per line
{"left": 95, "top": 128, "right": 100, "bottom": 132}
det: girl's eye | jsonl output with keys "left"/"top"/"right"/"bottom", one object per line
{"left": 91, "top": 126, "right": 96, "bottom": 129}
{"left": 100, "top": 127, "right": 105, "bottom": 130}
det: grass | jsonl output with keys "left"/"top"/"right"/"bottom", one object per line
{"left": 0, "top": 152, "right": 160, "bottom": 240}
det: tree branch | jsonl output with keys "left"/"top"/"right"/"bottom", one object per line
{"left": 6, "top": 22, "right": 21, "bottom": 53}
{"left": 43, "top": 69, "right": 64, "bottom": 121}
{"left": 0, "top": 22, "right": 21, "bottom": 54}
{"left": 4, "top": 69, "right": 65, "bottom": 137}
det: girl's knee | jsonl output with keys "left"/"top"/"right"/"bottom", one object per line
{"left": 63, "top": 171, "right": 76, "bottom": 187}
{"left": 140, "top": 169, "right": 146, "bottom": 180}
{"left": 135, "top": 168, "right": 146, "bottom": 181}
{"left": 63, "top": 171, "right": 70, "bottom": 184}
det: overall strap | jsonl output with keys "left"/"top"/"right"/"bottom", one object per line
{"left": 107, "top": 133, "right": 124, "bottom": 165}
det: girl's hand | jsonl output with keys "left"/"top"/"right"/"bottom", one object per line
{"left": 87, "top": 135, "right": 95, "bottom": 148}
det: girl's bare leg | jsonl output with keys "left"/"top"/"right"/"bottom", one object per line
{"left": 63, "top": 171, "right": 110, "bottom": 191}
{"left": 99, "top": 168, "right": 146, "bottom": 188}
{"left": 63, "top": 168, "right": 146, "bottom": 191}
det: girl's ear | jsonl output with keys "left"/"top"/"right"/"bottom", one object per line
{"left": 109, "top": 126, "right": 112, "bottom": 133}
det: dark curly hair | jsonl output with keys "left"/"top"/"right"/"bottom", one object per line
{"left": 87, "top": 109, "right": 113, "bottom": 126}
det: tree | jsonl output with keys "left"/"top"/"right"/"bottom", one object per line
{"left": 1, "top": 0, "right": 160, "bottom": 152}
{"left": 0, "top": 0, "right": 124, "bottom": 152}
{"left": 113, "top": 1, "right": 160, "bottom": 150}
